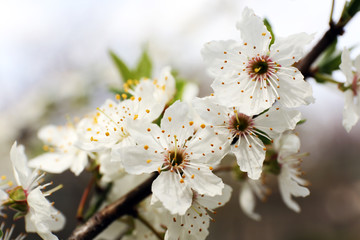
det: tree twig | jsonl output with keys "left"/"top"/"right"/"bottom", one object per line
{"left": 68, "top": 173, "right": 158, "bottom": 240}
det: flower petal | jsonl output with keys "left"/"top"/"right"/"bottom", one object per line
{"left": 232, "top": 135, "right": 266, "bottom": 180}
{"left": 236, "top": 7, "right": 271, "bottom": 55}
{"left": 152, "top": 171, "right": 192, "bottom": 215}
{"left": 270, "top": 32, "right": 313, "bottom": 66}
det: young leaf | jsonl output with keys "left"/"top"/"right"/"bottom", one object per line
{"left": 263, "top": 18, "right": 275, "bottom": 47}
{"left": 109, "top": 50, "right": 133, "bottom": 82}
{"left": 135, "top": 50, "right": 152, "bottom": 79}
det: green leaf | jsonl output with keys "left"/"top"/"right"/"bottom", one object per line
{"left": 135, "top": 50, "right": 152, "bottom": 79}
{"left": 109, "top": 50, "right": 133, "bottom": 82}
{"left": 297, "top": 119, "right": 307, "bottom": 125}
{"left": 263, "top": 18, "right": 275, "bottom": 47}
{"left": 0, "top": 229, "right": 3, "bottom": 238}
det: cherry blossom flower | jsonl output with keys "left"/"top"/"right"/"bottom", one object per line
{"left": 339, "top": 48, "right": 360, "bottom": 132}
{"left": 274, "top": 132, "right": 309, "bottom": 212}
{"left": 193, "top": 97, "right": 301, "bottom": 179}
{"left": 202, "top": 7, "right": 314, "bottom": 115}
{"left": 164, "top": 185, "right": 232, "bottom": 240}
{"left": 29, "top": 123, "right": 89, "bottom": 176}
{"left": 76, "top": 74, "right": 168, "bottom": 162}
{"left": 120, "top": 101, "right": 227, "bottom": 215}
{"left": 5, "top": 142, "right": 65, "bottom": 240}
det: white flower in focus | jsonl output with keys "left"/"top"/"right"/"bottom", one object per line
{"left": 193, "top": 97, "right": 301, "bottom": 179}
{"left": 202, "top": 7, "right": 314, "bottom": 115}
{"left": 274, "top": 132, "right": 309, "bottom": 212}
{"left": 121, "top": 101, "right": 227, "bottom": 215}
{"left": 165, "top": 185, "right": 232, "bottom": 240}
{"left": 9, "top": 142, "right": 65, "bottom": 240}
{"left": 339, "top": 48, "right": 360, "bottom": 132}
{"left": 29, "top": 123, "right": 89, "bottom": 176}
{"left": 239, "top": 179, "right": 269, "bottom": 221}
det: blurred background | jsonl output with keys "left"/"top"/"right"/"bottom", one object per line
{"left": 1, "top": 0, "right": 360, "bottom": 239}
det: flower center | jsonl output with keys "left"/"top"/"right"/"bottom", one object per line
{"left": 246, "top": 55, "right": 275, "bottom": 81}
{"left": 170, "top": 151, "right": 184, "bottom": 166}
{"left": 252, "top": 60, "right": 268, "bottom": 75}
{"left": 228, "top": 112, "right": 253, "bottom": 136}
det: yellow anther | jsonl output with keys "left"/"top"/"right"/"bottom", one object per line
{"left": 105, "top": 132, "right": 110, "bottom": 136}
{"left": 146, "top": 159, "right": 152, "bottom": 163}
{"left": 130, "top": 96, "right": 135, "bottom": 101}
{"left": 146, "top": 109, "right": 150, "bottom": 113}
{"left": 200, "top": 124, "right": 206, "bottom": 129}
{"left": 144, "top": 145, "right": 149, "bottom": 150}
{"left": 1, "top": 175, "right": 6, "bottom": 180}
{"left": 133, "top": 114, "right": 139, "bottom": 120}
{"left": 138, "top": 97, "right": 142, "bottom": 101}
{"left": 168, "top": 117, "right": 172, "bottom": 122}
{"left": 189, "top": 121, "right": 194, "bottom": 126}
{"left": 180, "top": 179, "right": 184, "bottom": 183}
{"left": 209, "top": 166, "right": 213, "bottom": 170}
{"left": 121, "top": 93, "right": 127, "bottom": 99}
{"left": 8, "top": 181, "right": 13, "bottom": 187}
{"left": 115, "top": 94, "right": 121, "bottom": 100}
{"left": 43, "top": 145, "right": 49, "bottom": 151}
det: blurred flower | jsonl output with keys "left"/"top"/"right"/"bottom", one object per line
{"left": 339, "top": 48, "right": 360, "bottom": 132}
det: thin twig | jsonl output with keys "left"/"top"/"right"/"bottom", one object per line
{"left": 329, "top": 0, "right": 336, "bottom": 25}
{"left": 76, "top": 177, "right": 95, "bottom": 222}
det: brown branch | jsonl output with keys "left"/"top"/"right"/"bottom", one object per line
{"left": 76, "top": 177, "right": 95, "bottom": 222}
{"left": 296, "top": 22, "right": 344, "bottom": 79}
{"left": 68, "top": 173, "right": 158, "bottom": 240}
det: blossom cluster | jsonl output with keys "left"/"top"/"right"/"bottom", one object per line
{"left": 0, "top": 7, "right": 320, "bottom": 240}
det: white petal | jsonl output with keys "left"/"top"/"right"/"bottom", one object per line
{"left": 342, "top": 90, "right": 360, "bottom": 132}
{"left": 201, "top": 40, "right": 244, "bottom": 78}
{"left": 270, "top": 33, "right": 313, "bottom": 66}
{"left": 184, "top": 167, "right": 224, "bottom": 197}
{"left": 278, "top": 164, "right": 310, "bottom": 212}
{"left": 70, "top": 151, "right": 89, "bottom": 176}
{"left": 10, "top": 142, "right": 31, "bottom": 186}
{"left": 120, "top": 146, "right": 163, "bottom": 174}
{"left": 26, "top": 188, "right": 65, "bottom": 239}
{"left": 232, "top": 135, "right": 266, "bottom": 180}
{"left": 191, "top": 97, "right": 228, "bottom": 126}
{"left": 29, "top": 153, "right": 73, "bottom": 174}
{"left": 161, "top": 101, "right": 194, "bottom": 145}
{"left": 236, "top": 7, "right": 271, "bottom": 54}
{"left": 126, "top": 121, "right": 167, "bottom": 151}
{"left": 152, "top": 171, "right": 192, "bottom": 215}
{"left": 254, "top": 107, "right": 301, "bottom": 139}
{"left": 239, "top": 181, "right": 261, "bottom": 221}
{"left": 340, "top": 48, "right": 354, "bottom": 85}
{"left": 274, "top": 133, "right": 301, "bottom": 163}
{"left": 196, "top": 184, "right": 232, "bottom": 210}
{"left": 354, "top": 54, "right": 360, "bottom": 73}
{"left": 276, "top": 68, "right": 315, "bottom": 108}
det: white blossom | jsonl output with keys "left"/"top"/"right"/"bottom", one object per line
{"left": 202, "top": 7, "right": 314, "bottom": 115}
{"left": 120, "top": 101, "right": 227, "bottom": 215}
{"left": 193, "top": 97, "right": 301, "bottom": 179}
{"left": 29, "top": 123, "right": 89, "bottom": 176}
{"left": 339, "top": 48, "right": 360, "bottom": 132}
{"left": 9, "top": 142, "right": 65, "bottom": 240}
